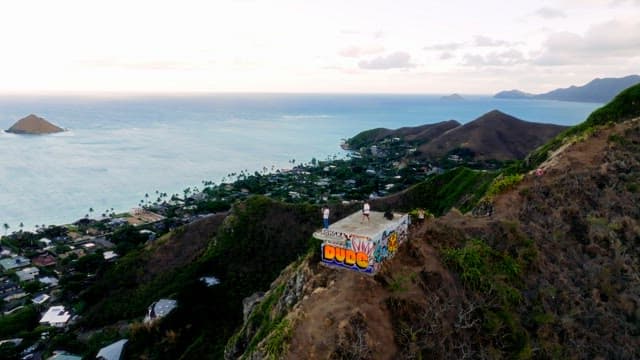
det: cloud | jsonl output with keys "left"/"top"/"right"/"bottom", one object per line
{"left": 462, "top": 49, "right": 526, "bottom": 66}
{"left": 80, "top": 58, "right": 202, "bottom": 70}
{"left": 340, "top": 29, "right": 360, "bottom": 35}
{"left": 534, "top": 19, "right": 640, "bottom": 65}
{"left": 533, "top": 7, "right": 567, "bottom": 19}
{"left": 440, "top": 52, "right": 454, "bottom": 60}
{"left": 473, "top": 35, "right": 510, "bottom": 47}
{"left": 424, "top": 42, "right": 464, "bottom": 51}
{"left": 358, "top": 51, "right": 415, "bottom": 70}
{"left": 338, "top": 45, "right": 385, "bottom": 58}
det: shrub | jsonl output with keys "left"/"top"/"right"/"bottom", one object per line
{"left": 485, "top": 174, "right": 524, "bottom": 199}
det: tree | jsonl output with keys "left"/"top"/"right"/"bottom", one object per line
{"left": 19, "top": 222, "right": 23, "bottom": 232}
{"left": 3, "top": 223, "right": 9, "bottom": 235}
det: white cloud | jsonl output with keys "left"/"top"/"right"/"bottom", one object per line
{"left": 358, "top": 51, "right": 415, "bottom": 70}
{"left": 533, "top": 7, "right": 567, "bottom": 19}
{"left": 338, "top": 45, "right": 385, "bottom": 58}
{"left": 440, "top": 52, "right": 455, "bottom": 60}
{"left": 462, "top": 49, "right": 526, "bottom": 66}
{"left": 424, "top": 42, "right": 464, "bottom": 51}
{"left": 473, "top": 35, "right": 511, "bottom": 47}
{"left": 535, "top": 19, "right": 640, "bottom": 65}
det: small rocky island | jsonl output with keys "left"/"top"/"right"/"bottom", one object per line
{"left": 440, "top": 93, "right": 465, "bottom": 101}
{"left": 6, "top": 114, "right": 65, "bottom": 134}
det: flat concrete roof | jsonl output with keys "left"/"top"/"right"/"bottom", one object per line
{"left": 314, "top": 211, "right": 407, "bottom": 243}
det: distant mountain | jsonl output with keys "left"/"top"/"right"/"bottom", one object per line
{"left": 493, "top": 89, "right": 533, "bottom": 99}
{"left": 440, "top": 93, "right": 465, "bottom": 101}
{"left": 344, "top": 120, "right": 460, "bottom": 150}
{"left": 6, "top": 114, "right": 64, "bottom": 134}
{"left": 346, "top": 110, "right": 567, "bottom": 162}
{"left": 494, "top": 75, "right": 640, "bottom": 103}
{"left": 418, "top": 110, "right": 567, "bottom": 161}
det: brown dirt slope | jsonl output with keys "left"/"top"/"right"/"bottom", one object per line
{"left": 7, "top": 114, "right": 64, "bottom": 134}
{"left": 229, "top": 117, "right": 640, "bottom": 359}
{"left": 418, "top": 110, "right": 567, "bottom": 161}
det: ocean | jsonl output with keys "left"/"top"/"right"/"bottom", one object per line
{"left": 0, "top": 94, "right": 600, "bottom": 230}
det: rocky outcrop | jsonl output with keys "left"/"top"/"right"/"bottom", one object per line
{"left": 6, "top": 114, "right": 64, "bottom": 134}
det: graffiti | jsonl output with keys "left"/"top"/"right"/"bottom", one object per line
{"left": 321, "top": 243, "right": 372, "bottom": 273}
{"left": 320, "top": 229, "right": 370, "bottom": 243}
{"left": 351, "top": 238, "right": 375, "bottom": 257}
{"left": 317, "top": 213, "right": 410, "bottom": 275}
{"left": 385, "top": 230, "right": 399, "bottom": 254}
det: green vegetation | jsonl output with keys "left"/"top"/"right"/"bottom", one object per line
{"left": 443, "top": 238, "right": 533, "bottom": 358}
{"left": 402, "top": 167, "right": 498, "bottom": 215}
{"left": 263, "top": 318, "right": 293, "bottom": 360}
{"left": 485, "top": 174, "right": 524, "bottom": 199}
{"left": 0, "top": 306, "right": 39, "bottom": 338}
{"left": 527, "top": 83, "right": 640, "bottom": 168}
{"left": 345, "top": 128, "right": 389, "bottom": 149}
{"left": 443, "top": 239, "right": 522, "bottom": 306}
{"left": 243, "top": 285, "right": 285, "bottom": 358}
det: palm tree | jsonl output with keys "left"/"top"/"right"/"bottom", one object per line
{"left": 3, "top": 223, "right": 9, "bottom": 235}
{"left": 19, "top": 222, "right": 23, "bottom": 232}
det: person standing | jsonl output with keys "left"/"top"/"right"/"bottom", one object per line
{"left": 362, "top": 201, "right": 370, "bottom": 223}
{"left": 322, "top": 206, "right": 330, "bottom": 229}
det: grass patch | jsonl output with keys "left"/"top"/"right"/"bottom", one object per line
{"left": 485, "top": 174, "right": 524, "bottom": 199}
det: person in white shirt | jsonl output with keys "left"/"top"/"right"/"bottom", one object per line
{"left": 362, "top": 201, "right": 370, "bottom": 223}
{"left": 322, "top": 206, "right": 330, "bottom": 229}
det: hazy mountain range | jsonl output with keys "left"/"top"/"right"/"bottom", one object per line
{"left": 494, "top": 74, "right": 640, "bottom": 103}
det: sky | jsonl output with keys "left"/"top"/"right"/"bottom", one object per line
{"left": 0, "top": 0, "right": 638, "bottom": 94}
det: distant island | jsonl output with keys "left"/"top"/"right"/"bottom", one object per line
{"left": 494, "top": 74, "right": 640, "bottom": 103}
{"left": 6, "top": 114, "right": 65, "bottom": 134}
{"left": 440, "top": 93, "right": 465, "bottom": 101}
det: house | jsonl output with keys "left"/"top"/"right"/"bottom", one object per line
{"left": 1, "top": 277, "right": 26, "bottom": 301}
{"left": 47, "top": 351, "right": 82, "bottom": 360}
{"left": 32, "top": 293, "right": 51, "bottom": 305}
{"left": 139, "top": 229, "right": 156, "bottom": 241}
{"left": 200, "top": 276, "right": 220, "bottom": 287}
{"left": 16, "top": 267, "right": 40, "bottom": 282}
{"left": 39, "top": 238, "right": 53, "bottom": 247}
{"left": 39, "top": 305, "right": 71, "bottom": 327}
{"left": 96, "top": 339, "right": 128, "bottom": 360}
{"left": 31, "top": 253, "right": 56, "bottom": 267}
{"left": 103, "top": 251, "right": 118, "bottom": 261}
{"left": 0, "top": 256, "right": 31, "bottom": 271}
{"left": 313, "top": 210, "right": 409, "bottom": 275}
{"left": 39, "top": 276, "right": 59, "bottom": 288}
{"left": 144, "top": 299, "right": 177, "bottom": 323}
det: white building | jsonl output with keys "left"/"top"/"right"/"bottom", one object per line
{"left": 96, "top": 339, "right": 128, "bottom": 360}
{"left": 144, "top": 299, "right": 177, "bottom": 324}
{"left": 314, "top": 210, "right": 409, "bottom": 275}
{"left": 16, "top": 267, "right": 39, "bottom": 282}
{"left": 40, "top": 305, "right": 71, "bottom": 327}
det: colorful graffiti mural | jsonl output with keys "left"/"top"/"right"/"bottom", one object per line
{"left": 319, "top": 213, "right": 410, "bottom": 275}
{"left": 321, "top": 243, "right": 373, "bottom": 274}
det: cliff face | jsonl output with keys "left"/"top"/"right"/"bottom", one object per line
{"left": 6, "top": 114, "right": 64, "bottom": 134}
{"left": 226, "top": 116, "right": 640, "bottom": 359}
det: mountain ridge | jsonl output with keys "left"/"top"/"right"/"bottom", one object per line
{"left": 346, "top": 110, "right": 567, "bottom": 162}
{"left": 494, "top": 74, "right": 640, "bottom": 103}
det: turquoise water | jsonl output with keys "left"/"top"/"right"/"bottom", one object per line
{"left": 0, "top": 94, "right": 600, "bottom": 229}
